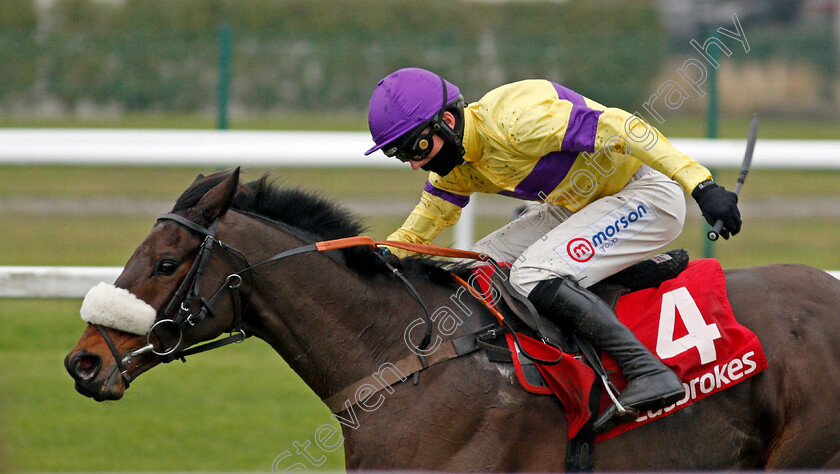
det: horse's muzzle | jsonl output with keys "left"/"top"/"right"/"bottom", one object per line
{"left": 64, "top": 350, "right": 125, "bottom": 401}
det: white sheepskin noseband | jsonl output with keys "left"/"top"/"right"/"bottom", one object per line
{"left": 80, "top": 282, "right": 157, "bottom": 335}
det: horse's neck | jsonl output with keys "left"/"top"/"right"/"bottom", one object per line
{"left": 251, "top": 256, "right": 446, "bottom": 401}
{"left": 231, "top": 219, "right": 457, "bottom": 401}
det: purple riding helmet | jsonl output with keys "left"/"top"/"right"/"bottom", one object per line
{"left": 365, "top": 68, "right": 466, "bottom": 174}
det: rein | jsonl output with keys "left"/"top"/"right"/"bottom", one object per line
{"left": 104, "top": 211, "right": 560, "bottom": 400}
{"left": 95, "top": 213, "right": 251, "bottom": 386}
{"left": 107, "top": 215, "right": 451, "bottom": 375}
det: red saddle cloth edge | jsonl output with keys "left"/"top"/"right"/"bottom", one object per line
{"left": 471, "top": 258, "right": 768, "bottom": 442}
{"left": 595, "top": 258, "right": 769, "bottom": 441}
{"left": 508, "top": 333, "right": 597, "bottom": 439}
{"left": 471, "top": 264, "right": 596, "bottom": 439}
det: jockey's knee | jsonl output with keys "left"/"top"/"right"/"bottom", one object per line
{"left": 509, "top": 261, "right": 568, "bottom": 298}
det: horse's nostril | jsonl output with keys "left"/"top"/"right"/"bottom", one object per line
{"left": 71, "top": 353, "right": 102, "bottom": 381}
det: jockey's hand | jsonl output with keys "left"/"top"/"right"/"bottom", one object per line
{"left": 691, "top": 180, "right": 741, "bottom": 239}
{"left": 374, "top": 246, "right": 402, "bottom": 269}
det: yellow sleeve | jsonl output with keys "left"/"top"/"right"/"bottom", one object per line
{"left": 596, "top": 108, "right": 712, "bottom": 191}
{"left": 386, "top": 190, "right": 465, "bottom": 258}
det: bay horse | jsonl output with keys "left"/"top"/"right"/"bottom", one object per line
{"left": 65, "top": 168, "right": 840, "bottom": 470}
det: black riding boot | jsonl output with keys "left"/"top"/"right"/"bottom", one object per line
{"left": 528, "top": 277, "right": 685, "bottom": 434}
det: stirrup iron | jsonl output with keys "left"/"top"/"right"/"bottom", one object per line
{"left": 599, "top": 375, "right": 639, "bottom": 420}
{"left": 600, "top": 374, "right": 626, "bottom": 416}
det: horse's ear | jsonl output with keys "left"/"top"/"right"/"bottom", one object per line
{"left": 193, "top": 167, "right": 240, "bottom": 225}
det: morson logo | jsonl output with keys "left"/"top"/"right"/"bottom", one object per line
{"left": 567, "top": 238, "right": 594, "bottom": 263}
{"left": 555, "top": 196, "right": 658, "bottom": 274}
{"left": 591, "top": 204, "right": 649, "bottom": 247}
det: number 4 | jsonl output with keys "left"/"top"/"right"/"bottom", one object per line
{"left": 656, "top": 287, "right": 722, "bottom": 364}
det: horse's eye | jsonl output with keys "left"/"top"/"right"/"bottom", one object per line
{"left": 154, "top": 259, "right": 180, "bottom": 276}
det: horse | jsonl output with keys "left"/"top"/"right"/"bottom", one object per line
{"left": 65, "top": 168, "right": 840, "bottom": 470}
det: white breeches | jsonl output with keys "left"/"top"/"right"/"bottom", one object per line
{"left": 471, "top": 166, "right": 686, "bottom": 296}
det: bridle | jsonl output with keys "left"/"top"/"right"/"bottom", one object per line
{"left": 96, "top": 210, "right": 440, "bottom": 388}
{"left": 95, "top": 212, "right": 253, "bottom": 387}
{"left": 96, "top": 209, "right": 563, "bottom": 390}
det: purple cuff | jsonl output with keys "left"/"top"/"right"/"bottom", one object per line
{"left": 424, "top": 181, "right": 470, "bottom": 208}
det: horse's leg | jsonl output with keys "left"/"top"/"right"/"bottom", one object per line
{"left": 762, "top": 370, "right": 840, "bottom": 468}
{"left": 345, "top": 358, "right": 568, "bottom": 471}
{"left": 818, "top": 449, "right": 840, "bottom": 468}
{"left": 448, "top": 394, "right": 570, "bottom": 472}
{"left": 428, "top": 366, "right": 570, "bottom": 472}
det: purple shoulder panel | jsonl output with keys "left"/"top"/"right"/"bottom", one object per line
{"left": 502, "top": 150, "right": 577, "bottom": 201}
{"left": 551, "top": 82, "right": 602, "bottom": 153}
{"left": 424, "top": 181, "right": 471, "bottom": 208}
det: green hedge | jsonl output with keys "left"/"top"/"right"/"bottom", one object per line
{"left": 0, "top": 0, "right": 666, "bottom": 112}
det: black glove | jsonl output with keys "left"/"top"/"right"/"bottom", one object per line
{"left": 374, "top": 246, "right": 401, "bottom": 270}
{"left": 691, "top": 180, "right": 741, "bottom": 239}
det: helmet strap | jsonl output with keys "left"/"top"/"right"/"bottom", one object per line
{"left": 432, "top": 75, "right": 466, "bottom": 159}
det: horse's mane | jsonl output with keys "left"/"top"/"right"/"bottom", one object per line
{"left": 173, "top": 171, "right": 468, "bottom": 282}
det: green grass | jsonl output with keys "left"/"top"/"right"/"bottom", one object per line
{"left": 0, "top": 166, "right": 428, "bottom": 200}
{"left": 0, "top": 214, "right": 154, "bottom": 266}
{"left": 657, "top": 114, "right": 840, "bottom": 140}
{"left": 0, "top": 111, "right": 369, "bottom": 132}
{"left": 4, "top": 164, "right": 840, "bottom": 268}
{"left": 4, "top": 212, "right": 839, "bottom": 471}
{"left": 2, "top": 144, "right": 840, "bottom": 471}
{"left": 2, "top": 165, "right": 838, "bottom": 200}
{"left": 2, "top": 111, "right": 840, "bottom": 139}
{"left": 0, "top": 299, "right": 343, "bottom": 472}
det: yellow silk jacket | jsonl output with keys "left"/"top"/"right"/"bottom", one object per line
{"left": 388, "top": 79, "right": 711, "bottom": 248}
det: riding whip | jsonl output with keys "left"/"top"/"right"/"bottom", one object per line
{"left": 707, "top": 113, "right": 760, "bottom": 241}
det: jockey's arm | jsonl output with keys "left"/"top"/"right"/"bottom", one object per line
{"left": 594, "top": 108, "right": 712, "bottom": 192}
{"left": 385, "top": 188, "right": 466, "bottom": 258}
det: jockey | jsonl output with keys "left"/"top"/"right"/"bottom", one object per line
{"left": 364, "top": 67, "right": 741, "bottom": 433}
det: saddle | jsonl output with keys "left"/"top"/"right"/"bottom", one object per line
{"left": 474, "top": 248, "right": 690, "bottom": 357}
{"left": 470, "top": 249, "right": 689, "bottom": 470}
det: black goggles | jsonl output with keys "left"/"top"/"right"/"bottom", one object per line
{"left": 383, "top": 122, "right": 437, "bottom": 163}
